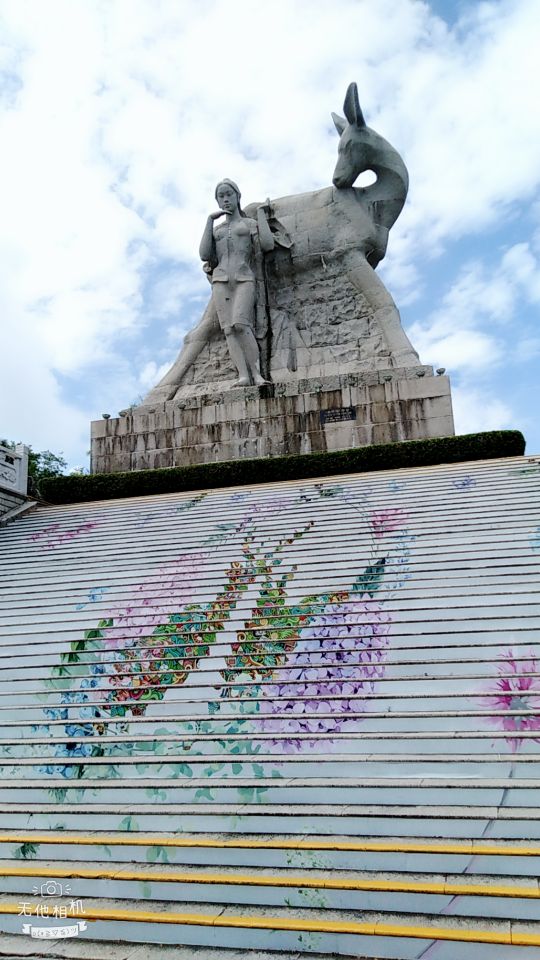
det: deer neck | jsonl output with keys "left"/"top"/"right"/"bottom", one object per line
{"left": 359, "top": 148, "right": 409, "bottom": 230}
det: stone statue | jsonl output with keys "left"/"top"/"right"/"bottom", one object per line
{"left": 199, "top": 179, "right": 274, "bottom": 387}
{"left": 142, "top": 83, "right": 419, "bottom": 405}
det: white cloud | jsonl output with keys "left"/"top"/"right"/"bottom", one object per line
{"left": 410, "top": 328, "right": 503, "bottom": 372}
{"left": 408, "top": 239, "right": 540, "bottom": 372}
{"left": 138, "top": 359, "right": 172, "bottom": 391}
{"left": 0, "top": 0, "right": 539, "bottom": 465}
{"left": 451, "top": 386, "right": 514, "bottom": 436}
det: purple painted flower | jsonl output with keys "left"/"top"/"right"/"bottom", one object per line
{"left": 452, "top": 475, "right": 476, "bottom": 491}
{"left": 259, "top": 600, "right": 391, "bottom": 750}
{"left": 482, "top": 649, "right": 540, "bottom": 751}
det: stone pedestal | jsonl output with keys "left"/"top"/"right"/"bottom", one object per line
{"left": 91, "top": 366, "right": 454, "bottom": 474}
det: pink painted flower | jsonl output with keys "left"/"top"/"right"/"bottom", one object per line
{"left": 482, "top": 649, "right": 540, "bottom": 751}
{"left": 102, "top": 552, "right": 207, "bottom": 650}
{"left": 370, "top": 508, "right": 408, "bottom": 539}
{"left": 30, "top": 520, "right": 102, "bottom": 550}
{"left": 30, "top": 524, "right": 61, "bottom": 542}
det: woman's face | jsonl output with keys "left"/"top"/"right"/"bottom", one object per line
{"left": 216, "top": 183, "right": 239, "bottom": 214}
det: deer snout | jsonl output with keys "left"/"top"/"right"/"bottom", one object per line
{"left": 332, "top": 157, "right": 353, "bottom": 189}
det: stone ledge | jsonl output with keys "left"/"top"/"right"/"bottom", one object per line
{"left": 121, "top": 365, "right": 435, "bottom": 417}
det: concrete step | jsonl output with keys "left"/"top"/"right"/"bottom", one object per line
{"left": 1, "top": 895, "right": 540, "bottom": 958}
{"left": 1, "top": 859, "right": 539, "bottom": 921}
{"left": 1, "top": 831, "right": 540, "bottom": 877}
{"left": 2, "top": 804, "right": 540, "bottom": 841}
{"left": 0, "top": 932, "right": 359, "bottom": 960}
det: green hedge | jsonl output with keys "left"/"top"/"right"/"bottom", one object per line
{"left": 40, "top": 430, "right": 525, "bottom": 505}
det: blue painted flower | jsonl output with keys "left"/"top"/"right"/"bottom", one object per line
{"left": 44, "top": 707, "right": 68, "bottom": 721}
{"left": 64, "top": 722, "right": 94, "bottom": 738}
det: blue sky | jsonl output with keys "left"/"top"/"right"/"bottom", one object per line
{"left": 1, "top": 0, "right": 539, "bottom": 469}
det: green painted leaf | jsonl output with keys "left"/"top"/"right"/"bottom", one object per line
{"left": 194, "top": 787, "right": 214, "bottom": 801}
{"left": 353, "top": 557, "right": 386, "bottom": 596}
{"left": 62, "top": 651, "right": 80, "bottom": 663}
{"left": 238, "top": 787, "right": 255, "bottom": 801}
{"left": 49, "top": 788, "right": 68, "bottom": 802}
{"left": 52, "top": 665, "right": 70, "bottom": 676}
{"left": 119, "top": 816, "right": 139, "bottom": 832}
{"left": 13, "top": 842, "right": 39, "bottom": 859}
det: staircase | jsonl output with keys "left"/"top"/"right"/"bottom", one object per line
{"left": 0, "top": 454, "right": 540, "bottom": 958}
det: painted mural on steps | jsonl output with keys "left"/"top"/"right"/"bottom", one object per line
{"left": 2, "top": 466, "right": 540, "bottom": 957}
{"left": 16, "top": 485, "right": 416, "bottom": 786}
{"left": 3, "top": 474, "right": 540, "bottom": 792}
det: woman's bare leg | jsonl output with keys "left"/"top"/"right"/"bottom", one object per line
{"left": 231, "top": 281, "right": 266, "bottom": 385}
{"left": 142, "top": 298, "right": 220, "bottom": 404}
{"left": 230, "top": 324, "right": 266, "bottom": 386}
{"left": 214, "top": 280, "right": 266, "bottom": 386}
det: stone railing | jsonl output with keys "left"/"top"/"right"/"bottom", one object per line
{"left": 0, "top": 444, "right": 29, "bottom": 516}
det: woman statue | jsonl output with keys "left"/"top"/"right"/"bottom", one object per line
{"left": 138, "top": 180, "right": 292, "bottom": 406}
{"left": 200, "top": 179, "right": 275, "bottom": 387}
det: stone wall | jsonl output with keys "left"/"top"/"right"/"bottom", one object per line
{"left": 91, "top": 368, "right": 454, "bottom": 474}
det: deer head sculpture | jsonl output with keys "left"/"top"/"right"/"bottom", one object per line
{"left": 332, "top": 82, "right": 409, "bottom": 233}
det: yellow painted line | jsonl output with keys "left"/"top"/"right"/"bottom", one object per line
{"left": 1, "top": 833, "right": 540, "bottom": 857}
{"left": 515, "top": 931, "right": 540, "bottom": 947}
{"left": 1, "top": 864, "right": 538, "bottom": 899}
{"left": 0, "top": 900, "right": 537, "bottom": 946}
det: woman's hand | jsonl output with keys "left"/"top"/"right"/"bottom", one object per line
{"left": 257, "top": 199, "right": 275, "bottom": 254}
{"left": 200, "top": 213, "right": 221, "bottom": 261}
{"left": 257, "top": 197, "right": 273, "bottom": 218}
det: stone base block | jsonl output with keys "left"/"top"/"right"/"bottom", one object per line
{"left": 90, "top": 369, "right": 454, "bottom": 474}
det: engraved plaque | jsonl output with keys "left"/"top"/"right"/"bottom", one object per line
{"left": 320, "top": 407, "right": 356, "bottom": 425}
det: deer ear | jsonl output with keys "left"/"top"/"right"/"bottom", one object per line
{"left": 343, "top": 82, "right": 366, "bottom": 128}
{"left": 331, "top": 112, "right": 347, "bottom": 135}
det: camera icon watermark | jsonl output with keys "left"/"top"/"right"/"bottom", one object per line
{"left": 19, "top": 882, "right": 86, "bottom": 939}
{"left": 32, "top": 880, "right": 72, "bottom": 898}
